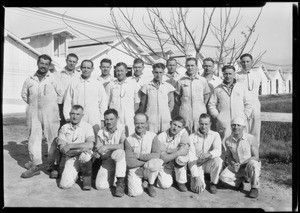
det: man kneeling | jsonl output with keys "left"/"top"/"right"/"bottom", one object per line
{"left": 58, "top": 105, "right": 94, "bottom": 190}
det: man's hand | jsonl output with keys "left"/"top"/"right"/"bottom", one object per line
{"left": 61, "top": 144, "right": 71, "bottom": 155}
{"left": 96, "top": 145, "right": 109, "bottom": 155}
{"left": 193, "top": 176, "right": 205, "bottom": 194}
{"left": 177, "top": 145, "right": 189, "bottom": 156}
{"left": 233, "top": 162, "right": 240, "bottom": 173}
{"left": 198, "top": 152, "right": 212, "bottom": 160}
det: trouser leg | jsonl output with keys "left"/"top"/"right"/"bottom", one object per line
{"left": 249, "top": 109, "right": 261, "bottom": 147}
{"left": 28, "top": 113, "right": 43, "bottom": 166}
{"left": 175, "top": 165, "right": 187, "bottom": 184}
{"left": 219, "top": 165, "right": 243, "bottom": 188}
{"left": 157, "top": 166, "right": 173, "bottom": 189}
{"left": 59, "top": 157, "right": 80, "bottom": 189}
{"left": 245, "top": 160, "right": 261, "bottom": 188}
{"left": 95, "top": 158, "right": 115, "bottom": 190}
{"left": 127, "top": 168, "right": 144, "bottom": 197}
{"left": 203, "top": 157, "right": 223, "bottom": 184}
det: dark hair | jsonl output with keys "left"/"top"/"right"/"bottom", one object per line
{"left": 222, "top": 65, "right": 236, "bottom": 72}
{"left": 199, "top": 113, "right": 211, "bottom": 121}
{"left": 240, "top": 53, "right": 253, "bottom": 61}
{"left": 152, "top": 63, "right": 165, "bottom": 70}
{"left": 172, "top": 115, "right": 186, "bottom": 126}
{"left": 66, "top": 53, "right": 79, "bottom": 61}
{"left": 81, "top": 60, "right": 94, "bottom": 68}
{"left": 134, "top": 113, "right": 149, "bottom": 122}
{"left": 186, "top": 57, "right": 198, "bottom": 65}
{"left": 104, "top": 108, "right": 118, "bottom": 118}
{"left": 72, "top": 104, "right": 84, "bottom": 111}
{"left": 38, "top": 54, "right": 52, "bottom": 64}
{"left": 203, "top": 57, "right": 215, "bottom": 64}
{"left": 166, "top": 58, "right": 177, "bottom": 65}
{"left": 100, "top": 58, "right": 112, "bottom": 66}
{"left": 133, "top": 58, "right": 144, "bottom": 65}
{"left": 115, "top": 62, "right": 128, "bottom": 70}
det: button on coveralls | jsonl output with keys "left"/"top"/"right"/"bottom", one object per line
{"left": 21, "top": 72, "right": 62, "bottom": 166}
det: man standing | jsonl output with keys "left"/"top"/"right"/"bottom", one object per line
{"left": 21, "top": 54, "right": 62, "bottom": 178}
{"left": 188, "top": 113, "right": 223, "bottom": 194}
{"left": 155, "top": 116, "right": 190, "bottom": 192}
{"left": 139, "top": 63, "right": 175, "bottom": 134}
{"left": 219, "top": 117, "right": 261, "bottom": 198}
{"left": 130, "top": 58, "right": 152, "bottom": 87}
{"left": 58, "top": 105, "right": 95, "bottom": 190}
{"left": 98, "top": 58, "right": 116, "bottom": 88}
{"left": 175, "top": 57, "right": 211, "bottom": 134}
{"left": 236, "top": 53, "right": 262, "bottom": 146}
{"left": 94, "top": 109, "right": 128, "bottom": 197}
{"left": 63, "top": 60, "right": 108, "bottom": 138}
{"left": 106, "top": 62, "right": 141, "bottom": 135}
{"left": 201, "top": 57, "right": 222, "bottom": 94}
{"left": 125, "top": 113, "right": 163, "bottom": 197}
{"left": 208, "top": 65, "right": 253, "bottom": 143}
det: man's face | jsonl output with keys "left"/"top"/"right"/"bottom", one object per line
{"left": 100, "top": 62, "right": 112, "bottom": 76}
{"left": 169, "top": 120, "right": 184, "bottom": 136}
{"left": 240, "top": 56, "right": 253, "bottom": 71}
{"left": 81, "top": 61, "right": 94, "bottom": 78}
{"left": 231, "top": 123, "right": 244, "bottom": 135}
{"left": 134, "top": 114, "right": 148, "bottom": 134}
{"left": 199, "top": 117, "right": 211, "bottom": 134}
{"left": 186, "top": 60, "right": 197, "bottom": 76}
{"left": 133, "top": 63, "right": 144, "bottom": 77}
{"left": 152, "top": 67, "right": 164, "bottom": 82}
{"left": 66, "top": 56, "right": 78, "bottom": 71}
{"left": 166, "top": 60, "right": 177, "bottom": 74}
{"left": 70, "top": 108, "right": 84, "bottom": 125}
{"left": 223, "top": 68, "right": 235, "bottom": 84}
{"left": 104, "top": 113, "right": 118, "bottom": 130}
{"left": 37, "top": 58, "right": 51, "bottom": 74}
{"left": 116, "top": 65, "right": 127, "bottom": 81}
{"left": 202, "top": 60, "right": 214, "bottom": 75}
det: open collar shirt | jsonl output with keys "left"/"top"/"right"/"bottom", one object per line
{"left": 126, "top": 131, "right": 157, "bottom": 155}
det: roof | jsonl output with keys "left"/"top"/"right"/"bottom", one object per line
{"left": 21, "top": 27, "right": 78, "bottom": 40}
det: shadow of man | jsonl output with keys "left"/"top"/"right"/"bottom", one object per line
{"left": 3, "top": 140, "right": 30, "bottom": 169}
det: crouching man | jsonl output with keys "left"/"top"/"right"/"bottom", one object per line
{"left": 155, "top": 116, "right": 190, "bottom": 192}
{"left": 94, "top": 109, "right": 129, "bottom": 197}
{"left": 125, "top": 113, "right": 163, "bottom": 197}
{"left": 219, "top": 117, "right": 261, "bottom": 198}
{"left": 58, "top": 105, "right": 94, "bottom": 190}
{"left": 188, "top": 113, "right": 223, "bottom": 194}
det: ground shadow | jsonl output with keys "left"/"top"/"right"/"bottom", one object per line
{"left": 3, "top": 140, "right": 30, "bottom": 169}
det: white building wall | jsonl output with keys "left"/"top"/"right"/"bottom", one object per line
{"left": 270, "top": 72, "right": 284, "bottom": 94}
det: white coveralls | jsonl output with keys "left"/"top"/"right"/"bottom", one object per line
{"left": 188, "top": 130, "right": 223, "bottom": 190}
{"left": 175, "top": 74, "right": 211, "bottom": 133}
{"left": 58, "top": 121, "right": 94, "bottom": 189}
{"left": 141, "top": 80, "right": 175, "bottom": 134}
{"left": 21, "top": 72, "right": 62, "bottom": 166}
{"left": 63, "top": 75, "right": 108, "bottom": 127}
{"left": 106, "top": 78, "right": 141, "bottom": 135}
{"left": 95, "top": 123, "right": 127, "bottom": 189}
{"left": 219, "top": 133, "right": 261, "bottom": 188}
{"left": 98, "top": 74, "right": 116, "bottom": 89}
{"left": 57, "top": 68, "right": 81, "bottom": 102}
{"left": 236, "top": 69, "right": 262, "bottom": 146}
{"left": 126, "top": 131, "right": 163, "bottom": 197}
{"left": 156, "top": 128, "right": 190, "bottom": 189}
{"left": 131, "top": 74, "right": 153, "bottom": 87}
{"left": 208, "top": 81, "right": 253, "bottom": 144}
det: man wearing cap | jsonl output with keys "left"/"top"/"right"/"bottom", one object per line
{"left": 94, "top": 108, "right": 129, "bottom": 197}
{"left": 219, "top": 117, "right": 261, "bottom": 198}
{"left": 188, "top": 113, "right": 223, "bottom": 194}
{"left": 155, "top": 116, "right": 190, "bottom": 192}
{"left": 124, "top": 113, "right": 163, "bottom": 197}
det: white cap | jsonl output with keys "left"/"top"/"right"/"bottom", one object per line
{"left": 231, "top": 117, "right": 246, "bottom": 126}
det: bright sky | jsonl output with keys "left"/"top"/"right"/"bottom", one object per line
{"left": 4, "top": 2, "right": 295, "bottom": 65}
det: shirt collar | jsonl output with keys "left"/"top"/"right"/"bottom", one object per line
{"left": 114, "top": 77, "right": 129, "bottom": 84}
{"left": 32, "top": 71, "right": 50, "bottom": 79}
{"left": 184, "top": 72, "right": 200, "bottom": 80}
{"left": 80, "top": 75, "right": 92, "bottom": 82}
{"left": 61, "top": 67, "right": 76, "bottom": 75}
{"left": 69, "top": 121, "right": 82, "bottom": 130}
{"left": 232, "top": 133, "right": 246, "bottom": 143}
{"left": 196, "top": 129, "right": 211, "bottom": 138}
{"left": 133, "top": 131, "right": 147, "bottom": 140}
{"left": 98, "top": 74, "right": 112, "bottom": 80}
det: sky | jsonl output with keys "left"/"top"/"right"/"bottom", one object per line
{"left": 4, "top": 2, "right": 296, "bottom": 65}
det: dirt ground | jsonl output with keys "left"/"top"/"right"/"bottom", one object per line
{"left": 2, "top": 113, "right": 293, "bottom": 210}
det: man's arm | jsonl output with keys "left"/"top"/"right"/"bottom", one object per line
{"left": 124, "top": 139, "right": 145, "bottom": 168}
{"left": 207, "top": 88, "right": 219, "bottom": 119}
{"left": 139, "top": 91, "right": 148, "bottom": 113}
{"left": 138, "top": 136, "right": 161, "bottom": 162}
{"left": 240, "top": 135, "right": 259, "bottom": 165}
{"left": 208, "top": 132, "right": 222, "bottom": 158}
{"left": 243, "top": 88, "right": 254, "bottom": 119}
{"left": 168, "top": 92, "right": 175, "bottom": 112}
{"left": 98, "top": 82, "right": 108, "bottom": 125}
{"left": 63, "top": 83, "right": 73, "bottom": 122}
{"left": 21, "top": 78, "right": 29, "bottom": 104}
{"left": 134, "top": 82, "right": 141, "bottom": 113}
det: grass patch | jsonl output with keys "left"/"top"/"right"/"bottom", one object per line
{"left": 259, "top": 94, "right": 292, "bottom": 113}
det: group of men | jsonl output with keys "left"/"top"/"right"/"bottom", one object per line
{"left": 20, "top": 52, "right": 262, "bottom": 199}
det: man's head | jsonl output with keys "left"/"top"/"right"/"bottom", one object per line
{"left": 37, "top": 54, "right": 52, "bottom": 74}
{"left": 169, "top": 116, "right": 186, "bottom": 136}
{"left": 166, "top": 58, "right": 177, "bottom": 74}
{"left": 198, "top": 113, "right": 211, "bottom": 134}
{"left": 100, "top": 58, "right": 112, "bottom": 76}
{"left": 69, "top": 105, "right": 84, "bottom": 125}
{"left": 152, "top": 63, "right": 165, "bottom": 82}
{"left": 80, "top": 60, "right": 94, "bottom": 79}
{"left": 133, "top": 58, "right": 145, "bottom": 77}
{"left": 222, "top": 65, "right": 236, "bottom": 84}
{"left": 202, "top": 57, "right": 215, "bottom": 75}
{"left": 185, "top": 57, "right": 198, "bottom": 76}
{"left": 240, "top": 53, "right": 253, "bottom": 71}
{"left": 134, "top": 113, "right": 148, "bottom": 135}
{"left": 104, "top": 108, "right": 118, "bottom": 130}
{"left": 65, "top": 53, "right": 79, "bottom": 71}
{"left": 231, "top": 117, "right": 246, "bottom": 136}
{"left": 115, "top": 62, "right": 128, "bottom": 82}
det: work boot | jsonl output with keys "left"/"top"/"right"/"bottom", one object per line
{"left": 249, "top": 188, "right": 259, "bottom": 198}
{"left": 209, "top": 182, "right": 218, "bottom": 194}
{"left": 82, "top": 176, "right": 92, "bottom": 191}
{"left": 24, "top": 161, "right": 33, "bottom": 170}
{"left": 21, "top": 164, "right": 41, "bottom": 178}
{"left": 177, "top": 182, "right": 188, "bottom": 192}
{"left": 115, "top": 177, "right": 125, "bottom": 197}
{"left": 147, "top": 184, "right": 157, "bottom": 197}
{"left": 49, "top": 165, "right": 59, "bottom": 179}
